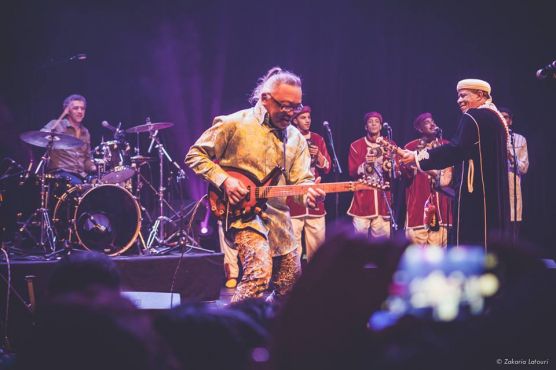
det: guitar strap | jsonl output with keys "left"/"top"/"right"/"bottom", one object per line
{"left": 264, "top": 113, "right": 289, "bottom": 183}
{"left": 282, "top": 129, "right": 289, "bottom": 184}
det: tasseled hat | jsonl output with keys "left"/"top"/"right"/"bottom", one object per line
{"left": 413, "top": 112, "right": 433, "bottom": 130}
{"left": 364, "top": 111, "right": 383, "bottom": 124}
{"left": 292, "top": 105, "right": 311, "bottom": 121}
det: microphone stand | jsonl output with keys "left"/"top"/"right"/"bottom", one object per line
{"left": 436, "top": 128, "right": 452, "bottom": 242}
{"left": 509, "top": 129, "right": 518, "bottom": 241}
{"left": 371, "top": 162, "right": 398, "bottom": 233}
{"left": 384, "top": 126, "right": 398, "bottom": 233}
{"left": 324, "top": 124, "right": 342, "bottom": 220}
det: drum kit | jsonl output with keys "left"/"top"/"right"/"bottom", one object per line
{"left": 7, "top": 119, "right": 209, "bottom": 258}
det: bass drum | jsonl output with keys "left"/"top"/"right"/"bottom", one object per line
{"left": 53, "top": 184, "right": 141, "bottom": 256}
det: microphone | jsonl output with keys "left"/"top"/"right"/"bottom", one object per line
{"left": 383, "top": 122, "right": 391, "bottom": 130}
{"left": 86, "top": 214, "right": 106, "bottom": 233}
{"left": 38, "top": 53, "right": 87, "bottom": 70}
{"left": 4, "top": 157, "right": 23, "bottom": 170}
{"left": 536, "top": 60, "right": 556, "bottom": 80}
{"left": 18, "top": 159, "right": 34, "bottom": 186}
{"left": 434, "top": 126, "right": 443, "bottom": 139}
{"left": 322, "top": 121, "right": 342, "bottom": 174}
{"left": 69, "top": 53, "right": 87, "bottom": 62}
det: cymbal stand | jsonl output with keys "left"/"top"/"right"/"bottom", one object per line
{"left": 18, "top": 139, "right": 57, "bottom": 252}
{"left": 153, "top": 197, "right": 215, "bottom": 255}
{"left": 130, "top": 161, "right": 152, "bottom": 255}
{"left": 145, "top": 130, "right": 188, "bottom": 249}
{"left": 133, "top": 160, "right": 179, "bottom": 252}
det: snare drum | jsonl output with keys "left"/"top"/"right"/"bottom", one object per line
{"left": 53, "top": 184, "right": 141, "bottom": 255}
{"left": 101, "top": 165, "right": 135, "bottom": 184}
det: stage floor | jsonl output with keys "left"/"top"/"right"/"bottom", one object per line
{"left": 1, "top": 251, "right": 224, "bottom": 299}
{"left": 0, "top": 251, "right": 225, "bottom": 349}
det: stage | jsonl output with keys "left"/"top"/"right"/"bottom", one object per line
{"left": 0, "top": 251, "right": 224, "bottom": 349}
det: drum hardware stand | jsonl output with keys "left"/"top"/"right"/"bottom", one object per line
{"left": 129, "top": 158, "right": 154, "bottom": 223}
{"left": 44, "top": 238, "right": 83, "bottom": 260}
{"left": 151, "top": 199, "right": 215, "bottom": 255}
{"left": 134, "top": 174, "right": 205, "bottom": 255}
{"left": 133, "top": 165, "right": 148, "bottom": 255}
{"left": 151, "top": 231, "right": 214, "bottom": 255}
{"left": 136, "top": 194, "right": 154, "bottom": 255}
{"left": 44, "top": 211, "right": 86, "bottom": 259}
{"left": 135, "top": 170, "right": 176, "bottom": 254}
{"left": 18, "top": 139, "right": 57, "bottom": 252}
{"left": 129, "top": 158, "right": 170, "bottom": 255}
{"left": 145, "top": 128, "right": 189, "bottom": 249}
{"left": 136, "top": 173, "right": 178, "bottom": 214}
{"left": 135, "top": 231, "right": 148, "bottom": 255}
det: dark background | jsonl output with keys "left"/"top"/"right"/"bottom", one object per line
{"left": 1, "top": 0, "right": 555, "bottom": 255}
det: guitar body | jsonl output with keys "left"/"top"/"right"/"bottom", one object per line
{"left": 208, "top": 166, "right": 282, "bottom": 222}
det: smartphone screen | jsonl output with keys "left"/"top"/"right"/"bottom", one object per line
{"left": 369, "top": 245, "right": 500, "bottom": 331}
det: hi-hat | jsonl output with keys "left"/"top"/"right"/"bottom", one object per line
{"left": 126, "top": 122, "right": 174, "bottom": 134}
{"left": 20, "top": 130, "right": 84, "bottom": 149}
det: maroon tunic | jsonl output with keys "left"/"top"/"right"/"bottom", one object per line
{"left": 347, "top": 136, "right": 393, "bottom": 218}
{"left": 287, "top": 132, "right": 331, "bottom": 217}
{"left": 404, "top": 138, "right": 452, "bottom": 228}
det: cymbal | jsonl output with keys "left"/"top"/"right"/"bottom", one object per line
{"left": 126, "top": 122, "right": 174, "bottom": 134}
{"left": 20, "top": 130, "right": 84, "bottom": 149}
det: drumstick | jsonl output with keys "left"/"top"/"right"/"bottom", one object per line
{"left": 49, "top": 107, "right": 69, "bottom": 132}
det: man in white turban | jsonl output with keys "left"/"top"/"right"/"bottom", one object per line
{"left": 402, "top": 79, "right": 510, "bottom": 248}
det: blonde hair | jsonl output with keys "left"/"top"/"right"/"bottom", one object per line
{"left": 249, "top": 66, "right": 301, "bottom": 104}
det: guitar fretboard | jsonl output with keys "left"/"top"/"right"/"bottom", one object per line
{"left": 255, "top": 182, "right": 377, "bottom": 199}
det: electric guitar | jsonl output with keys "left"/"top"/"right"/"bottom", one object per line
{"left": 208, "top": 166, "right": 389, "bottom": 223}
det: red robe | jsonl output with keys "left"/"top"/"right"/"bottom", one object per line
{"left": 287, "top": 132, "right": 331, "bottom": 217}
{"left": 404, "top": 138, "right": 452, "bottom": 228}
{"left": 347, "top": 136, "right": 393, "bottom": 218}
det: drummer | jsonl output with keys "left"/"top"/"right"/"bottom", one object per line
{"left": 41, "top": 94, "right": 96, "bottom": 185}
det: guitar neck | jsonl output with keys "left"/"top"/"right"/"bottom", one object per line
{"left": 257, "top": 182, "right": 372, "bottom": 199}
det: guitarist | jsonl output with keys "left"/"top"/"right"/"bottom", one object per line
{"left": 185, "top": 67, "right": 324, "bottom": 303}
{"left": 402, "top": 112, "right": 452, "bottom": 247}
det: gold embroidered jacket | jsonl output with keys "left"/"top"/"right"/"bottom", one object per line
{"left": 185, "top": 104, "right": 314, "bottom": 256}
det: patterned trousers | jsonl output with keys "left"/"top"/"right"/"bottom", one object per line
{"left": 231, "top": 229, "right": 301, "bottom": 303}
